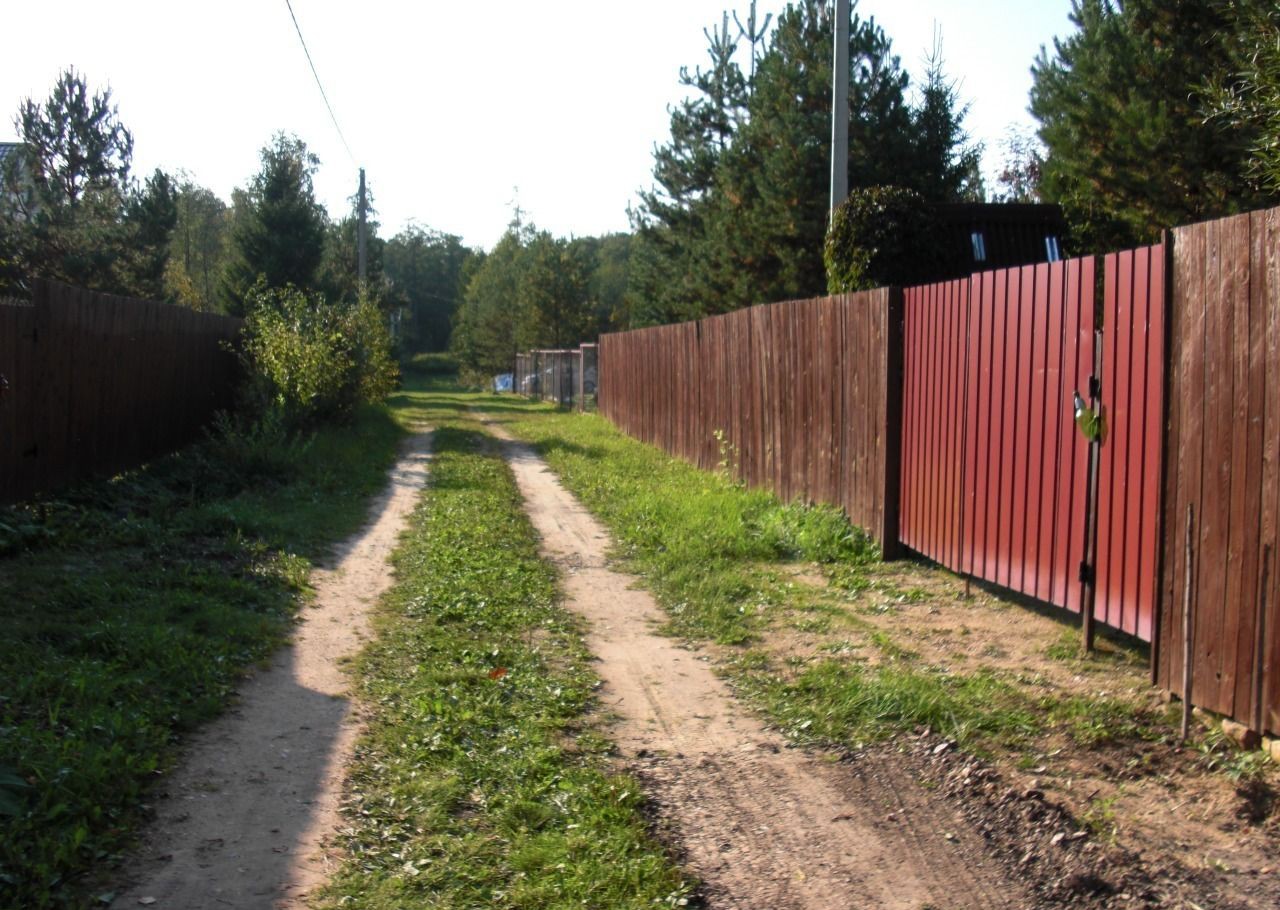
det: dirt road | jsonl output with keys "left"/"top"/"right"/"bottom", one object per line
{"left": 496, "top": 430, "right": 1034, "bottom": 910}
{"left": 112, "top": 432, "right": 432, "bottom": 910}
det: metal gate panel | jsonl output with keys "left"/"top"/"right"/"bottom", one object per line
{"left": 1096, "top": 245, "right": 1166, "bottom": 641}
{"left": 960, "top": 259, "right": 1095, "bottom": 613}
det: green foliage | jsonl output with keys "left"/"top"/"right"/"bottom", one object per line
{"left": 166, "top": 176, "right": 230, "bottom": 311}
{"left": 383, "top": 223, "right": 475, "bottom": 353}
{"left": 0, "top": 404, "right": 403, "bottom": 909}
{"left": 1206, "top": 1, "right": 1280, "bottom": 192}
{"left": 121, "top": 168, "right": 178, "bottom": 301}
{"left": 451, "top": 218, "right": 615, "bottom": 378}
{"left": 319, "top": 385, "right": 693, "bottom": 910}
{"left": 318, "top": 181, "right": 386, "bottom": 306}
{"left": 238, "top": 285, "right": 398, "bottom": 430}
{"left": 220, "top": 133, "right": 328, "bottom": 313}
{"left": 629, "top": 1, "right": 982, "bottom": 325}
{"left": 402, "top": 350, "right": 459, "bottom": 376}
{"left": 1030, "top": 0, "right": 1276, "bottom": 251}
{"left": 0, "top": 68, "right": 140, "bottom": 297}
{"left": 823, "top": 186, "right": 938, "bottom": 292}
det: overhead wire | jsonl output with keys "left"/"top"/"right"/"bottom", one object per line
{"left": 283, "top": 0, "right": 357, "bottom": 165}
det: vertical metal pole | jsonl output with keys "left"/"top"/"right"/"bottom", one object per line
{"left": 1080, "top": 330, "right": 1103, "bottom": 654}
{"left": 357, "top": 168, "right": 368, "bottom": 287}
{"left": 1181, "top": 504, "right": 1195, "bottom": 743}
{"left": 829, "top": 0, "right": 849, "bottom": 221}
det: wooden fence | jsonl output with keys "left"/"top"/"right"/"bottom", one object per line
{"left": 1157, "top": 209, "right": 1280, "bottom": 735}
{"left": 598, "top": 290, "right": 902, "bottom": 553}
{"left": 0, "top": 279, "right": 242, "bottom": 504}
{"left": 583, "top": 204, "right": 1280, "bottom": 736}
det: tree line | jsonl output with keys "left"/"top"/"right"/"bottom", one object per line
{"left": 12, "top": 2, "right": 1280, "bottom": 377}
{"left": 0, "top": 69, "right": 476, "bottom": 355}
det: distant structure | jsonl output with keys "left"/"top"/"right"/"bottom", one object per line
{"left": 932, "top": 203, "right": 1068, "bottom": 278}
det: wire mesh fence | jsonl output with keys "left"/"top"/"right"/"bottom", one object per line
{"left": 511, "top": 344, "right": 597, "bottom": 411}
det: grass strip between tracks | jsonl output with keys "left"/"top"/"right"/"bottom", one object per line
{"left": 317, "top": 383, "right": 693, "bottom": 910}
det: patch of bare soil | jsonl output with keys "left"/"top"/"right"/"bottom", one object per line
{"left": 110, "top": 433, "right": 432, "bottom": 910}
{"left": 767, "top": 560, "right": 1280, "bottom": 909}
{"left": 495, "top": 432, "right": 1035, "bottom": 910}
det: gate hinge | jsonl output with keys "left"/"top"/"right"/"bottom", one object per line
{"left": 1078, "top": 561, "right": 1093, "bottom": 585}
{"left": 1088, "top": 375, "right": 1101, "bottom": 399}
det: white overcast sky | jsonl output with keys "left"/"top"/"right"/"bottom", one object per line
{"left": 1, "top": 1, "right": 1073, "bottom": 250}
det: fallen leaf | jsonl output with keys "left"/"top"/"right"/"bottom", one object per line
{"left": 488, "top": 667, "right": 508, "bottom": 680}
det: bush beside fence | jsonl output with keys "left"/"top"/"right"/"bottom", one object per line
{"left": 0, "top": 279, "right": 242, "bottom": 504}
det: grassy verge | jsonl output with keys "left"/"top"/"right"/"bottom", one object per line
{"left": 0, "top": 406, "right": 404, "bottom": 909}
{"left": 484, "top": 402, "right": 1169, "bottom": 760}
{"left": 318, "top": 385, "right": 693, "bottom": 909}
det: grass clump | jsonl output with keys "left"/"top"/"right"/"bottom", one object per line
{"left": 0, "top": 405, "right": 404, "bottom": 909}
{"left": 738, "top": 660, "right": 1040, "bottom": 750}
{"left": 318, "top": 387, "right": 692, "bottom": 910}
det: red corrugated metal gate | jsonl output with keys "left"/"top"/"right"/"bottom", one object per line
{"left": 900, "top": 247, "right": 1166, "bottom": 641}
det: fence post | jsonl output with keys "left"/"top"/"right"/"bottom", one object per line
{"left": 882, "top": 287, "right": 904, "bottom": 559}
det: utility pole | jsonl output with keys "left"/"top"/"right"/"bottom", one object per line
{"left": 830, "top": 0, "right": 850, "bottom": 221}
{"left": 357, "top": 167, "right": 368, "bottom": 287}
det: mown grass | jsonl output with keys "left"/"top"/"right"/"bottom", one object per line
{"left": 487, "top": 402, "right": 1162, "bottom": 757}
{"left": 0, "top": 406, "right": 404, "bottom": 909}
{"left": 318, "top": 384, "right": 693, "bottom": 910}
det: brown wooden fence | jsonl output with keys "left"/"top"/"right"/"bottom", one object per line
{"left": 598, "top": 290, "right": 902, "bottom": 552}
{"left": 1157, "top": 209, "right": 1280, "bottom": 735}
{"left": 0, "top": 279, "right": 242, "bottom": 504}
{"left": 591, "top": 204, "right": 1280, "bottom": 737}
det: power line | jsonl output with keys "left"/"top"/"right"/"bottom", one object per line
{"left": 283, "top": 0, "right": 356, "bottom": 164}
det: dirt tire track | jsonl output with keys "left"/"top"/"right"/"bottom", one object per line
{"left": 494, "top": 430, "right": 1032, "bottom": 910}
{"left": 111, "top": 432, "right": 432, "bottom": 910}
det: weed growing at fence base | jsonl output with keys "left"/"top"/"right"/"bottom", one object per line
{"left": 0, "top": 406, "right": 403, "bottom": 909}
{"left": 317, "top": 387, "right": 692, "bottom": 910}
{"left": 488, "top": 402, "right": 1160, "bottom": 756}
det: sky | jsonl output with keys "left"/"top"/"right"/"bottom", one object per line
{"left": 1, "top": 1, "right": 1075, "bottom": 251}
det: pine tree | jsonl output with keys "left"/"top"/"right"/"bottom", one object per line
{"left": 629, "top": 1, "right": 981, "bottom": 321}
{"left": 220, "top": 133, "right": 328, "bottom": 313}
{"left": 122, "top": 168, "right": 178, "bottom": 301}
{"left": 1030, "top": 0, "right": 1275, "bottom": 250}
{"left": 0, "top": 68, "right": 135, "bottom": 296}
{"left": 628, "top": 14, "right": 747, "bottom": 325}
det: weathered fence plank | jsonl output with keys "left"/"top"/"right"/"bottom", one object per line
{"left": 597, "top": 290, "right": 900, "bottom": 551}
{"left": 0, "top": 279, "right": 240, "bottom": 504}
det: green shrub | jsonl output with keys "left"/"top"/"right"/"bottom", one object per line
{"left": 403, "top": 350, "right": 459, "bottom": 376}
{"left": 238, "top": 285, "right": 398, "bottom": 429}
{"left": 823, "top": 186, "right": 939, "bottom": 292}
